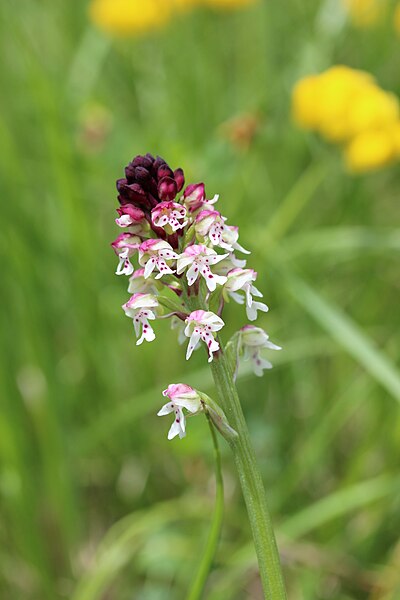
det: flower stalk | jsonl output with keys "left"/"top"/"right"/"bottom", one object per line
{"left": 210, "top": 347, "right": 287, "bottom": 600}
{"left": 186, "top": 415, "right": 224, "bottom": 600}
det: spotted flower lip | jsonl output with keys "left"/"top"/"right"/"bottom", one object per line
{"left": 157, "top": 383, "right": 202, "bottom": 440}
{"left": 177, "top": 245, "right": 228, "bottom": 292}
{"left": 225, "top": 268, "right": 269, "bottom": 321}
{"left": 151, "top": 201, "right": 188, "bottom": 232}
{"left": 111, "top": 232, "right": 141, "bottom": 276}
{"left": 239, "top": 325, "right": 281, "bottom": 376}
{"left": 138, "top": 239, "right": 179, "bottom": 279}
{"left": 184, "top": 310, "right": 224, "bottom": 362}
{"left": 122, "top": 293, "right": 159, "bottom": 345}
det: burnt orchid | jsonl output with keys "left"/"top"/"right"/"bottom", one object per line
{"left": 111, "top": 153, "right": 287, "bottom": 600}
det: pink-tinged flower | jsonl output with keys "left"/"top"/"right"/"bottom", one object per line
{"left": 239, "top": 325, "right": 281, "bottom": 376}
{"left": 195, "top": 210, "right": 250, "bottom": 254}
{"left": 128, "top": 268, "right": 159, "bottom": 295}
{"left": 195, "top": 210, "right": 230, "bottom": 250}
{"left": 138, "top": 239, "right": 179, "bottom": 279}
{"left": 176, "top": 245, "right": 228, "bottom": 292}
{"left": 122, "top": 293, "right": 159, "bottom": 345}
{"left": 151, "top": 201, "right": 188, "bottom": 232}
{"left": 111, "top": 232, "right": 141, "bottom": 276}
{"left": 115, "top": 204, "right": 145, "bottom": 228}
{"left": 157, "top": 383, "right": 202, "bottom": 440}
{"left": 183, "top": 183, "right": 219, "bottom": 212}
{"left": 184, "top": 310, "right": 224, "bottom": 362}
{"left": 224, "top": 268, "right": 268, "bottom": 321}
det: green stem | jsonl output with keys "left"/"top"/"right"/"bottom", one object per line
{"left": 210, "top": 346, "right": 287, "bottom": 600}
{"left": 183, "top": 282, "right": 286, "bottom": 598}
{"left": 186, "top": 417, "right": 224, "bottom": 600}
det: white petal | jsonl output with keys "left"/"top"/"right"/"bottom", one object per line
{"left": 174, "top": 397, "right": 202, "bottom": 413}
{"left": 176, "top": 256, "right": 193, "bottom": 273}
{"left": 186, "top": 331, "right": 201, "bottom": 360}
{"left": 168, "top": 419, "right": 185, "bottom": 440}
{"left": 246, "top": 301, "right": 269, "bottom": 322}
{"left": 144, "top": 258, "right": 156, "bottom": 279}
{"left": 252, "top": 355, "right": 273, "bottom": 377}
{"left": 206, "top": 253, "right": 229, "bottom": 265}
{"left": 157, "top": 402, "right": 175, "bottom": 416}
{"left": 187, "top": 262, "right": 200, "bottom": 287}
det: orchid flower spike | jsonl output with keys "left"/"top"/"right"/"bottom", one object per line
{"left": 122, "top": 293, "right": 159, "bottom": 345}
{"left": 184, "top": 310, "right": 224, "bottom": 362}
{"left": 177, "top": 245, "right": 228, "bottom": 292}
{"left": 157, "top": 384, "right": 202, "bottom": 440}
{"left": 224, "top": 268, "right": 269, "bottom": 321}
{"left": 239, "top": 325, "right": 281, "bottom": 376}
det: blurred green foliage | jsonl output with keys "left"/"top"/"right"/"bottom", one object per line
{"left": 0, "top": 0, "right": 400, "bottom": 598}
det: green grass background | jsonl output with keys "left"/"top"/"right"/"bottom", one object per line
{"left": 1, "top": 0, "right": 400, "bottom": 598}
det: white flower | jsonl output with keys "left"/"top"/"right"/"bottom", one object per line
{"left": 239, "top": 325, "right": 281, "bottom": 376}
{"left": 195, "top": 210, "right": 250, "bottom": 254}
{"left": 184, "top": 310, "right": 224, "bottom": 362}
{"left": 128, "top": 268, "right": 159, "bottom": 295}
{"left": 138, "top": 239, "right": 179, "bottom": 280}
{"left": 224, "top": 268, "right": 269, "bottom": 321}
{"left": 111, "top": 233, "right": 141, "bottom": 276}
{"left": 177, "top": 245, "right": 228, "bottom": 292}
{"left": 151, "top": 201, "right": 188, "bottom": 232}
{"left": 157, "top": 383, "right": 202, "bottom": 440}
{"left": 122, "top": 293, "right": 159, "bottom": 345}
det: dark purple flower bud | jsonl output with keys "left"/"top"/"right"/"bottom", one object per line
{"left": 135, "top": 167, "right": 151, "bottom": 182}
{"left": 152, "top": 155, "right": 166, "bottom": 174}
{"left": 174, "top": 168, "right": 185, "bottom": 193}
{"left": 157, "top": 164, "right": 174, "bottom": 181}
{"left": 125, "top": 163, "right": 136, "bottom": 181}
{"left": 132, "top": 154, "right": 153, "bottom": 169}
{"left": 183, "top": 183, "right": 206, "bottom": 211}
{"left": 158, "top": 176, "right": 178, "bottom": 202}
{"left": 116, "top": 204, "right": 145, "bottom": 222}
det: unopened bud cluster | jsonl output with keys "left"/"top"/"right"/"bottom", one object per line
{"left": 111, "top": 154, "right": 280, "bottom": 438}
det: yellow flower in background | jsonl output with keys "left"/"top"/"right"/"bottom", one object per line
{"left": 89, "top": 0, "right": 257, "bottom": 37}
{"left": 291, "top": 75, "right": 322, "bottom": 130}
{"left": 395, "top": 3, "right": 400, "bottom": 33}
{"left": 292, "top": 65, "right": 400, "bottom": 173}
{"left": 342, "top": 0, "right": 387, "bottom": 28}
{"left": 203, "top": 0, "right": 257, "bottom": 8}
{"left": 345, "top": 86, "right": 399, "bottom": 137}
{"left": 292, "top": 66, "right": 375, "bottom": 141}
{"left": 89, "top": 0, "right": 172, "bottom": 36}
{"left": 345, "top": 129, "right": 397, "bottom": 172}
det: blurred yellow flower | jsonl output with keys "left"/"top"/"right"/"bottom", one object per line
{"left": 345, "top": 129, "right": 397, "bottom": 172}
{"left": 89, "top": 0, "right": 172, "bottom": 36}
{"left": 395, "top": 3, "right": 400, "bottom": 33}
{"left": 203, "top": 0, "right": 257, "bottom": 9}
{"left": 292, "top": 65, "right": 400, "bottom": 173}
{"left": 342, "top": 0, "right": 386, "bottom": 28}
